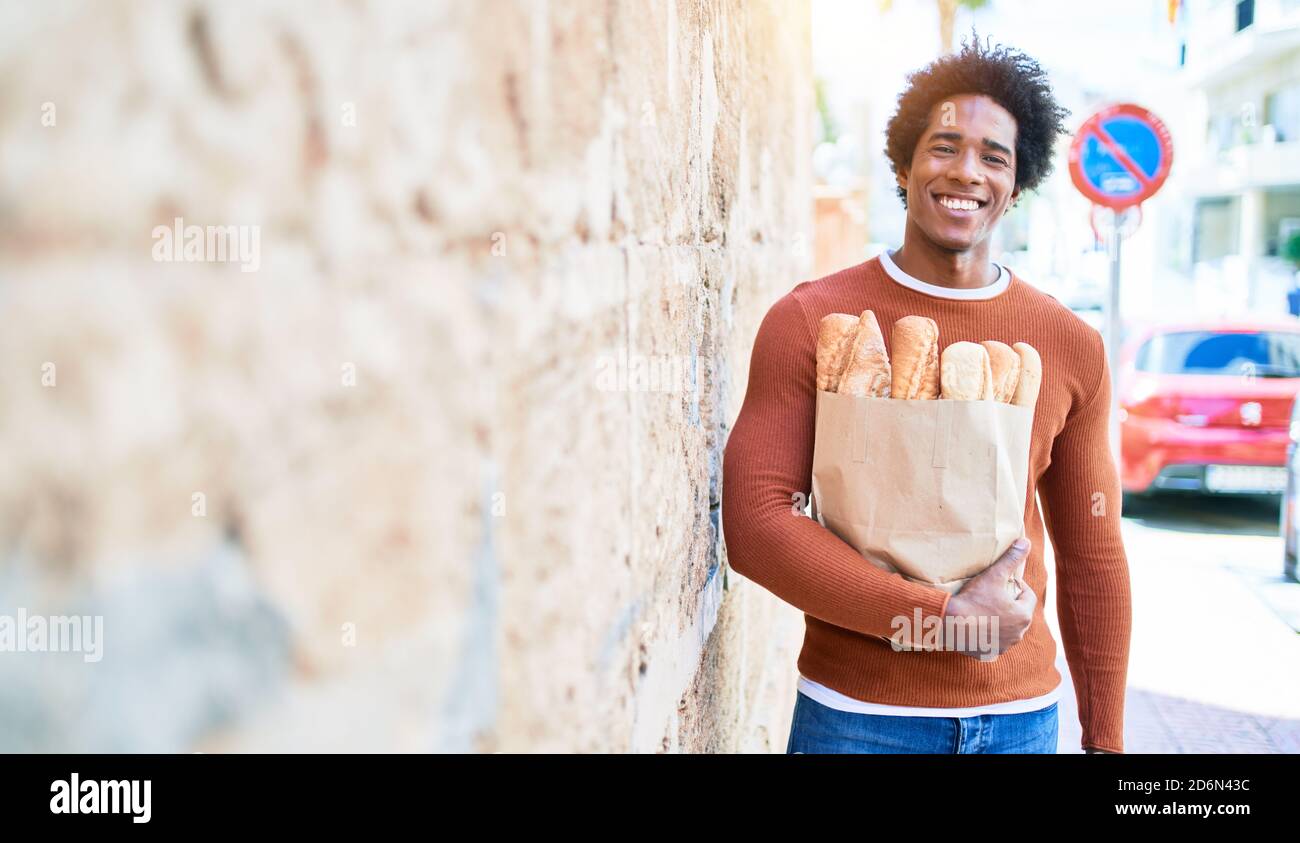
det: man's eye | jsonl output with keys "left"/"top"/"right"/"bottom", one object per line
{"left": 934, "top": 145, "right": 955, "bottom": 153}
{"left": 984, "top": 156, "right": 1007, "bottom": 165}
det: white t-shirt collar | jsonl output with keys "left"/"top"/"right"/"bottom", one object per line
{"left": 879, "top": 247, "right": 1011, "bottom": 300}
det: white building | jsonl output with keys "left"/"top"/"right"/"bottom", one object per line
{"left": 1179, "top": 0, "right": 1300, "bottom": 315}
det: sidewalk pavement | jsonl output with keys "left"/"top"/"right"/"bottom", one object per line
{"left": 1049, "top": 499, "right": 1300, "bottom": 754}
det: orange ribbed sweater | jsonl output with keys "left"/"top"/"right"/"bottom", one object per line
{"left": 721, "top": 255, "right": 1133, "bottom": 753}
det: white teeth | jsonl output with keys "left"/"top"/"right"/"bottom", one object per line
{"left": 939, "top": 196, "right": 980, "bottom": 211}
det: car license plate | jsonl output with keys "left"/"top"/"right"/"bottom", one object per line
{"left": 1204, "top": 464, "right": 1287, "bottom": 493}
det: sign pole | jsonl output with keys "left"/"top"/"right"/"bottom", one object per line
{"left": 1105, "top": 214, "right": 1122, "bottom": 372}
{"left": 1106, "top": 214, "right": 1123, "bottom": 464}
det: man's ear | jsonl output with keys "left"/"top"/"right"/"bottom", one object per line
{"left": 896, "top": 168, "right": 908, "bottom": 196}
{"left": 1005, "top": 185, "right": 1022, "bottom": 213}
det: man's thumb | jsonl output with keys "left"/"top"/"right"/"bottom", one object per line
{"left": 998, "top": 537, "right": 1030, "bottom": 567}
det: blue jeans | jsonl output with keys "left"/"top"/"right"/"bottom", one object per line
{"left": 785, "top": 690, "right": 1059, "bottom": 754}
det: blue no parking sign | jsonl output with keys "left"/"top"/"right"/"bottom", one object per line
{"left": 1069, "top": 103, "right": 1173, "bottom": 210}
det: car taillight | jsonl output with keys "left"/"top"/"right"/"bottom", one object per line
{"left": 1122, "top": 396, "right": 1174, "bottom": 419}
{"left": 1120, "top": 377, "right": 1167, "bottom": 419}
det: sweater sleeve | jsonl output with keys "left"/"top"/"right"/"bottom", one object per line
{"left": 1037, "top": 329, "right": 1133, "bottom": 754}
{"left": 720, "top": 292, "right": 952, "bottom": 640}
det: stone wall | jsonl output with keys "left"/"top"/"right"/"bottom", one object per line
{"left": 0, "top": 0, "right": 812, "bottom": 752}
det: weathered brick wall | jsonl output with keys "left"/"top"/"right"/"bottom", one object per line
{"left": 0, "top": 0, "right": 811, "bottom": 752}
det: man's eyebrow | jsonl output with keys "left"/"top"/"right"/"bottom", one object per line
{"left": 926, "top": 131, "right": 1014, "bottom": 158}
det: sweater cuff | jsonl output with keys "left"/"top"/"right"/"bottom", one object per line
{"left": 1084, "top": 743, "right": 1124, "bottom": 754}
{"left": 885, "top": 581, "right": 952, "bottom": 648}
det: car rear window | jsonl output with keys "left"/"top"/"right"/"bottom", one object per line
{"left": 1134, "top": 330, "right": 1300, "bottom": 377}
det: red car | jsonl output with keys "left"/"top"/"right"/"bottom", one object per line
{"left": 1118, "top": 319, "right": 1300, "bottom": 497}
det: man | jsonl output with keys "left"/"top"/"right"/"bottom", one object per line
{"left": 720, "top": 35, "right": 1131, "bottom": 754}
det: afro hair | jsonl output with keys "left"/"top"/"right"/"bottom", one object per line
{"left": 884, "top": 29, "right": 1071, "bottom": 210}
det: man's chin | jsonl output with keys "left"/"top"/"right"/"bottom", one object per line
{"left": 917, "top": 226, "right": 978, "bottom": 253}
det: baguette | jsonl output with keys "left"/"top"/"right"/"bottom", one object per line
{"left": 815, "top": 313, "right": 860, "bottom": 392}
{"left": 890, "top": 316, "right": 940, "bottom": 399}
{"left": 836, "top": 310, "right": 891, "bottom": 397}
{"left": 1011, "top": 342, "right": 1042, "bottom": 411}
{"left": 939, "top": 341, "right": 993, "bottom": 400}
{"left": 981, "top": 340, "right": 1021, "bottom": 403}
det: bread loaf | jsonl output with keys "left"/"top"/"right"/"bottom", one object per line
{"left": 890, "top": 316, "right": 940, "bottom": 399}
{"left": 815, "top": 313, "right": 860, "bottom": 392}
{"left": 939, "top": 341, "right": 993, "bottom": 400}
{"left": 812, "top": 311, "right": 1042, "bottom": 409}
{"left": 836, "top": 310, "right": 891, "bottom": 397}
{"left": 981, "top": 341, "right": 1021, "bottom": 403}
{"left": 1011, "top": 342, "right": 1042, "bottom": 411}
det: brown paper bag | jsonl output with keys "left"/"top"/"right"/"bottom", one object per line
{"left": 810, "top": 389, "right": 1033, "bottom": 649}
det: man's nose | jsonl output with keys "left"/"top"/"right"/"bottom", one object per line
{"left": 947, "top": 148, "right": 984, "bottom": 184}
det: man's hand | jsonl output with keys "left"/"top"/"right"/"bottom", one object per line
{"left": 941, "top": 537, "right": 1035, "bottom": 660}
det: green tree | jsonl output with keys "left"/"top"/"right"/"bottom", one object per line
{"left": 815, "top": 77, "right": 838, "bottom": 144}
{"left": 1284, "top": 231, "right": 1300, "bottom": 268}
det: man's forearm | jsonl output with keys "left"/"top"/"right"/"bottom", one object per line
{"left": 1056, "top": 559, "right": 1132, "bottom": 754}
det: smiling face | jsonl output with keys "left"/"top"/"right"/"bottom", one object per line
{"left": 896, "top": 93, "right": 1021, "bottom": 252}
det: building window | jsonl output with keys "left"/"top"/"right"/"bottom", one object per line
{"left": 1265, "top": 85, "right": 1300, "bottom": 143}
{"left": 1207, "top": 112, "right": 1237, "bottom": 154}
{"left": 1236, "top": 0, "right": 1254, "bottom": 32}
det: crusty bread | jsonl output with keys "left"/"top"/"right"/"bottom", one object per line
{"left": 814, "top": 312, "right": 1041, "bottom": 407}
{"left": 815, "top": 313, "right": 860, "bottom": 392}
{"left": 836, "top": 310, "right": 891, "bottom": 397}
{"left": 1011, "top": 342, "right": 1042, "bottom": 410}
{"left": 890, "top": 316, "right": 940, "bottom": 399}
{"left": 982, "top": 340, "right": 1021, "bottom": 403}
{"left": 940, "top": 341, "right": 993, "bottom": 400}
